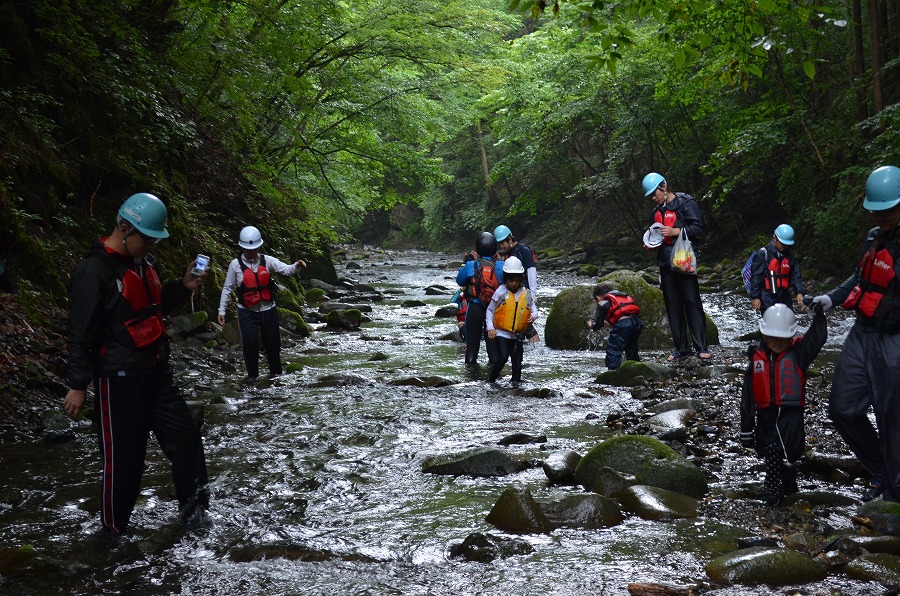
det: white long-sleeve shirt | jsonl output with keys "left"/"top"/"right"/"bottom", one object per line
{"left": 218, "top": 253, "right": 299, "bottom": 315}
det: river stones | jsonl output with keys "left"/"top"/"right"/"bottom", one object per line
{"left": 319, "top": 301, "right": 372, "bottom": 313}
{"left": 497, "top": 432, "right": 547, "bottom": 446}
{"left": 849, "top": 535, "right": 900, "bottom": 556}
{"left": 539, "top": 493, "right": 623, "bottom": 528}
{"left": 310, "top": 372, "right": 370, "bottom": 387}
{"left": 595, "top": 361, "right": 676, "bottom": 387}
{"left": 706, "top": 546, "right": 827, "bottom": 586}
{"left": 434, "top": 305, "right": 458, "bottom": 318}
{"left": 325, "top": 308, "right": 362, "bottom": 330}
{"left": 278, "top": 308, "right": 311, "bottom": 337}
{"left": 485, "top": 487, "right": 554, "bottom": 534}
{"left": 842, "top": 552, "right": 900, "bottom": 587}
{"left": 448, "top": 532, "right": 534, "bottom": 562}
{"left": 803, "top": 450, "right": 869, "bottom": 480}
{"left": 389, "top": 376, "right": 455, "bottom": 387}
{"left": 574, "top": 435, "right": 708, "bottom": 498}
{"left": 858, "top": 500, "right": 900, "bottom": 536}
{"left": 421, "top": 447, "right": 525, "bottom": 477}
{"left": 40, "top": 410, "right": 75, "bottom": 443}
{"left": 169, "top": 311, "right": 208, "bottom": 336}
{"left": 646, "top": 408, "right": 695, "bottom": 431}
{"left": 618, "top": 485, "right": 699, "bottom": 520}
{"left": 541, "top": 449, "right": 582, "bottom": 483}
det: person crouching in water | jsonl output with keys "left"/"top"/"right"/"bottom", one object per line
{"left": 740, "top": 303, "right": 827, "bottom": 506}
{"left": 486, "top": 256, "right": 538, "bottom": 383}
{"left": 586, "top": 284, "right": 644, "bottom": 370}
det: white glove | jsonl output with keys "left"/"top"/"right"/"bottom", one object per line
{"left": 810, "top": 295, "right": 833, "bottom": 313}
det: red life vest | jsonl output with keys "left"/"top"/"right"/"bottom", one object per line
{"left": 750, "top": 342, "right": 805, "bottom": 409}
{"left": 841, "top": 233, "right": 900, "bottom": 330}
{"left": 105, "top": 259, "right": 165, "bottom": 352}
{"left": 466, "top": 258, "right": 499, "bottom": 304}
{"left": 237, "top": 256, "right": 273, "bottom": 308}
{"left": 765, "top": 256, "right": 791, "bottom": 291}
{"left": 653, "top": 209, "right": 679, "bottom": 245}
{"left": 604, "top": 292, "right": 640, "bottom": 324}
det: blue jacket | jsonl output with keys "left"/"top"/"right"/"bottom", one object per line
{"left": 456, "top": 257, "right": 504, "bottom": 304}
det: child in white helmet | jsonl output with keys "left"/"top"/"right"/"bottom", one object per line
{"left": 486, "top": 256, "right": 538, "bottom": 383}
{"left": 740, "top": 302, "right": 827, "bottom": 506}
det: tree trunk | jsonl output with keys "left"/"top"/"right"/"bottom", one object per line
{"left": 868, "top": 0, "right": 884, "bottom": 113}
{"left": 475, "top": 120, "right": 495, "bottom": 202}
{"left": 852, "top": 0, "right": 868, "bottom": 121}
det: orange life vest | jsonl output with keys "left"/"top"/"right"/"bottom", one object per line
{"left": 493, "top": 289, "right": 531, "bottom": 333}
{"left": 237, "top": 256, "right": 273, "bottom": 308}
{"left": 750, "top": 342, "right": 805, "bottom": 409}
{"left": 604, "top": 292, "right": 640, "bottom": 324}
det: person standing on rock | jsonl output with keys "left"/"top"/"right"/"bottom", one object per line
{"left": 63, "top": 192, "right": 210, "bottom": 534}
{"left": 586, "top": 283, "right": 644, "bottom": 370}
{"left": 217, "top": 226, "right": 306, "bottom": 379}
{"left": 750, "top": 224, "right": 805, "bottom": 313}
{"left": 456, "top": 232, "right": 504, "bottom": 367}
{"left": 810, "top": 165, "right": 900, "bottom": 503}
{"left": 740, "top": 303, "right": 827, "bottom": 506}
{"left": 641, "top": 172, "right": 711, "bottom": 362}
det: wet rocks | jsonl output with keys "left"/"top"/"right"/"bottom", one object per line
{"left": 574, "top": 435, "right": 708, "bottom": 498}
{"left": 539, "top": 493, "right": 623, "bottom": 528}
{"left": 421, "top": 447, "right": 526, "bottom": 477}
{"left": 595, "top": 361, "right": 676, "bottom": 387}
{"left": 485, "top": 487, "right": 554, "bottom": 534}
{"left": 843, "top": 552, "right": 900, "bottom": 588}
{"left": 497, "top": 432, "right": 546, "bottom": 446}
{"left": 541, "top": 449, "right": 582, "bottom": 484}
{"left": 705, "top": 546, "right": 827, "bottom": 586}
{"left": 448, "top": 532, "right": 534, "bottom": 562}
{"left": 618, "top": 485, "right": 699, "bottom": 520}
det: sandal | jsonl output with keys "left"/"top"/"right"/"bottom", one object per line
{"left": 698, "top": 352, "right": 712, "bottom": 362}
{"left": 666, "top": 352, "right": 681, "bottom": 362}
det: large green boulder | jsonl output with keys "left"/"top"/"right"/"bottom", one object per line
{"left": 544, "top": 270, "right": 718, "bottom": 350}
{"left": 574, "top": 435, "right": 708, "bottom": 498}
{"left": 706, "top": 547, "right": 827, "bottom": 586}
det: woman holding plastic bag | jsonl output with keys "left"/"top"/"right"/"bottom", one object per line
{"left": 641, "top": 172, "right": 711, "bottom": 362}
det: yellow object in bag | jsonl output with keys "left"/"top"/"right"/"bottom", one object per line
{"left": 670, "top": 230, "right": 697, "bottom": 274}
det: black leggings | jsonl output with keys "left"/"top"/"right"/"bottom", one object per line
{"left": 464, "top": 301, "right": 498, "bottom": 366}
{"left": 490, "top": 336, "right": 524, "bottom": 382}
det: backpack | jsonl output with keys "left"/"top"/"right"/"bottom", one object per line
{"left": 741, "top": 249, "right": 762, "bottom": 293}
{"left": 468, "top": 258, "right": 499, "bottom": 303}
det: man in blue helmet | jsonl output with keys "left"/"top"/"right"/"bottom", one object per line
{"left": 63, "top": 192, "right": 210, "bottom": 535}
{"left": 494, "top": 224, "right": 539, "bottom": 341}
{"left": 811, "top": 165, "right": 900, "bottom": 504}
{"left": 641, "top": 172, "right": 711, "bottom": 362}
{"left": 750, "top": 224, "right": 805, "bottom": 313}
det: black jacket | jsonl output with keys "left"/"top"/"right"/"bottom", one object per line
{"left": 66, "top": 241, "right": 192, "bottom": 390}
{"left": 647, "top": 192, "right": 704, "bottom": 268}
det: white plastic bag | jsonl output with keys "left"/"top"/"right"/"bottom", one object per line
{"left": 670, "top": 230, "right": 697, "bottom": 274}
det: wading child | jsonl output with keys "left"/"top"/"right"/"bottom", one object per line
{"left": 586, "top": 284, "right": 644, "bottom": 370}
{"left": 486, "top": 256, "right": 538, "bottom": 383}
{"left": 740, "top": 303, "right": 827, "bottom": 506}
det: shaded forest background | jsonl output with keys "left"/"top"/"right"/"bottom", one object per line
{"left": 0, "top": 0, "right": 898, "bottom": 317}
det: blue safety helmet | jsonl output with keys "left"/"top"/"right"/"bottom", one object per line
{"left": 118, "top": 193, "right": 170, "bottom": 239}
{"left": 863, "top": 165, "right": 900, "bottom": 211}
{"left": 642, "top": 172, "right": 666, "bottom": 196}
{"left": 493, "top": 225, "right": 512, "bottom": 242}
{"left": 774, "top": 224, "right": 795, "bottom": 246}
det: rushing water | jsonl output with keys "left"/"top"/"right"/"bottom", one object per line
{"left": 0, "top": 248, "right": 874, "bottom": 595}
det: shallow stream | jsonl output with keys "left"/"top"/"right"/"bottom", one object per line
{"left": 0, "top": 248, "right": 877, "bottom": 595}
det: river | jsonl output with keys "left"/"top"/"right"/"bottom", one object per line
{"left": 0, "top": 247, "right": 878, "bottom": 595}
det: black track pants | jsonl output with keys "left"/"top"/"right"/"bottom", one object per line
{"left": 490, "top": 336, "right": 524, "bottom": 382}
{"left": 95, "top": 372, "right": 207, "bottom": 532}
{"left": 463, "top": 301, "right": 498, "bottom": 366}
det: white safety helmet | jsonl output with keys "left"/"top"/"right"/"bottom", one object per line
{"left": 759, "top": 304, "right": 798, "bottom": 338}
{"left": 503, "top": 256, "right": 525, "bottom": 274}
{"left": 238, "top": 225, "right": 264, "bottom": 249}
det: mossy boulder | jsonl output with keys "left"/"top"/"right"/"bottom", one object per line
{"left": 169, "top": 311, "right": 208, "bottom": 336}
{"left": 843, "top": 552, "right": 900, "bottom": 585}
{"left": 304, "top": 287, "right": 328, "bottom": 304}
{"left": 706, "top": 546, "right": 827, "bottom": 586}
{"left": 618, "top": 485, "right": 699, "bottom": 520}
{"left": 280, "top": 308, "right": 311, "bottom": 337}
{"left": 574, "top": 435, "right": 708, "bottom": 498}
{"left": 544, "top": 271, "right": 719, "bottom": 351}
{"left": 326, "top": 308, "right": 362, "bottom": 330}
{"left": 595, "top": 360, "right": 676, "bottom": 386}
{"left": 544, "top": 285, "right": 595, "bottom": 350}
{"left": 485, "top": 487, "right": 554, "bottom": 534}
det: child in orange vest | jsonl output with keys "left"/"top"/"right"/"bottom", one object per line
{"left": 486, "top": 256, "right": 538, "bottom": 383}
{"left": 740, "top": 303, "right": 827, "bottom": 505}
{"left": 586, "top": 284, "right": 644, "bottom": 370}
